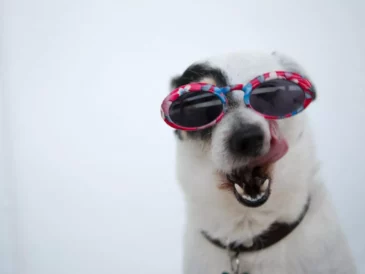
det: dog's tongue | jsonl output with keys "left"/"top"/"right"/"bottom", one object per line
{"left": 250, "top": 121, "right": 289, "bottom": 167}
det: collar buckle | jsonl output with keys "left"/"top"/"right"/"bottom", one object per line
{"left": 227, "top": 243, "right": 240, "bottom": 274}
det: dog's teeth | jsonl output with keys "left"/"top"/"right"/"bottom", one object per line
{"left": 260, "top": 179, "right": 270, "bottom": 192}
{"left": 234, "top": 184, "right": 244, "bottom": 195}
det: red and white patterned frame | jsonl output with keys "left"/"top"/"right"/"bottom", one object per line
{"left": 160, "top": 71, "right": 316, "bottom": 131}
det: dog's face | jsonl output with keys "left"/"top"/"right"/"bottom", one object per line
{"left": 170, "top": 51, "right": 317, "bottom": 211}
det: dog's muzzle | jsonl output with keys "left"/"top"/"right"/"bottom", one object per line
{"left": 228, "top": 124, "right": 264, "bottom": 158}
{"left": 224, "top": 121, "right": 288, "bottom": 207}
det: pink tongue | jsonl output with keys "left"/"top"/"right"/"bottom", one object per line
{"left": 250, "top": 121, "right": 289, "bottom": 167}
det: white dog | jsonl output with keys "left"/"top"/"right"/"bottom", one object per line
{"left": 163, "top": 51, "right": 356, "bottom": 274}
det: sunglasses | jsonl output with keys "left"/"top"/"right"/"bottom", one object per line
{"left": 161, "top": 71, "right": 316, "bottom": 131}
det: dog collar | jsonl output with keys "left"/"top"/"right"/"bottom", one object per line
{"left": 201, "top": 197, "right": 310, "bottom": 254}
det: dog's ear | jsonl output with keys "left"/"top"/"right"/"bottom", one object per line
{"left": 272, "top": 51, "right": 305, "bottom": 73}
{"left": 170, "top": 75, "right": 180, "bottom": 90}
{"left": 272, "top": 51, "right": 317, "bottom": 100}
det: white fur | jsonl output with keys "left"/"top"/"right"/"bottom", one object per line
{"left": 174, "top": 51, "right": 356, "bottom": 274}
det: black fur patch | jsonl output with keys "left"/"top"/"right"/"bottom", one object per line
{"left": 170, "top": 63, "right": 229, "bottom": 141}
{"left": 174, "top": 130, "right": 183, "bottom": 140}
{"left": 171, "top": 63, "right": 228, "bottom": 88}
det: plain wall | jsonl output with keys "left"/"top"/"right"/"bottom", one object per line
{"left": 1, "top": 0, "right": 365, "bottom": 273}
{"left": 1, "top": 6, "right": 16, "bottom": 273}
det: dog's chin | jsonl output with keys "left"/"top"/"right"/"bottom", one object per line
{"left": 220, "top": 165, "right": 272, "bottom": 208}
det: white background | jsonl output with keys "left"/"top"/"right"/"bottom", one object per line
{"left": 1, "top": 0, "right": 364, "bottom": 273}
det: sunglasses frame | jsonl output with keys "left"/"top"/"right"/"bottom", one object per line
{"left": 160, "top": 71, "right": 316, "bottom": 131}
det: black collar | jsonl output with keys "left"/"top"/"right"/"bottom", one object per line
{"left": 201, "top": 198, "right": 310, "bottom": 254}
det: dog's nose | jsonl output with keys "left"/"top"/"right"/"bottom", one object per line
{"left": 229, "top": 125, "right": 264, "bottom": 157}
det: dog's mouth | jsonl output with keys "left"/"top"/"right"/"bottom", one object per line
{"left": 226, "top": 166, "right": 272, "bottom": 207}
{"left": 222, "top": 121, "right": 289, "bottom": 208}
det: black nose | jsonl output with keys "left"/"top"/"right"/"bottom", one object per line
{"left": 229, "top": 124, "right": 264, "bottom": 157}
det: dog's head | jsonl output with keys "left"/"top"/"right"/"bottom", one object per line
{"left": 166, "top": 51, "right": 318, "bottom": 211}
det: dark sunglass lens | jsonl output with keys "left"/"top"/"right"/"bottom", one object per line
{"left": 169, "top": 92, "right": 223, "bottom": 128}
{"left": 250, "top": 79, "right": 305, "bottom": 117}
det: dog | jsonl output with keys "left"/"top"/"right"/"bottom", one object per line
{"left": 163, "top": 51, "right": 356, "bottom": 274}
